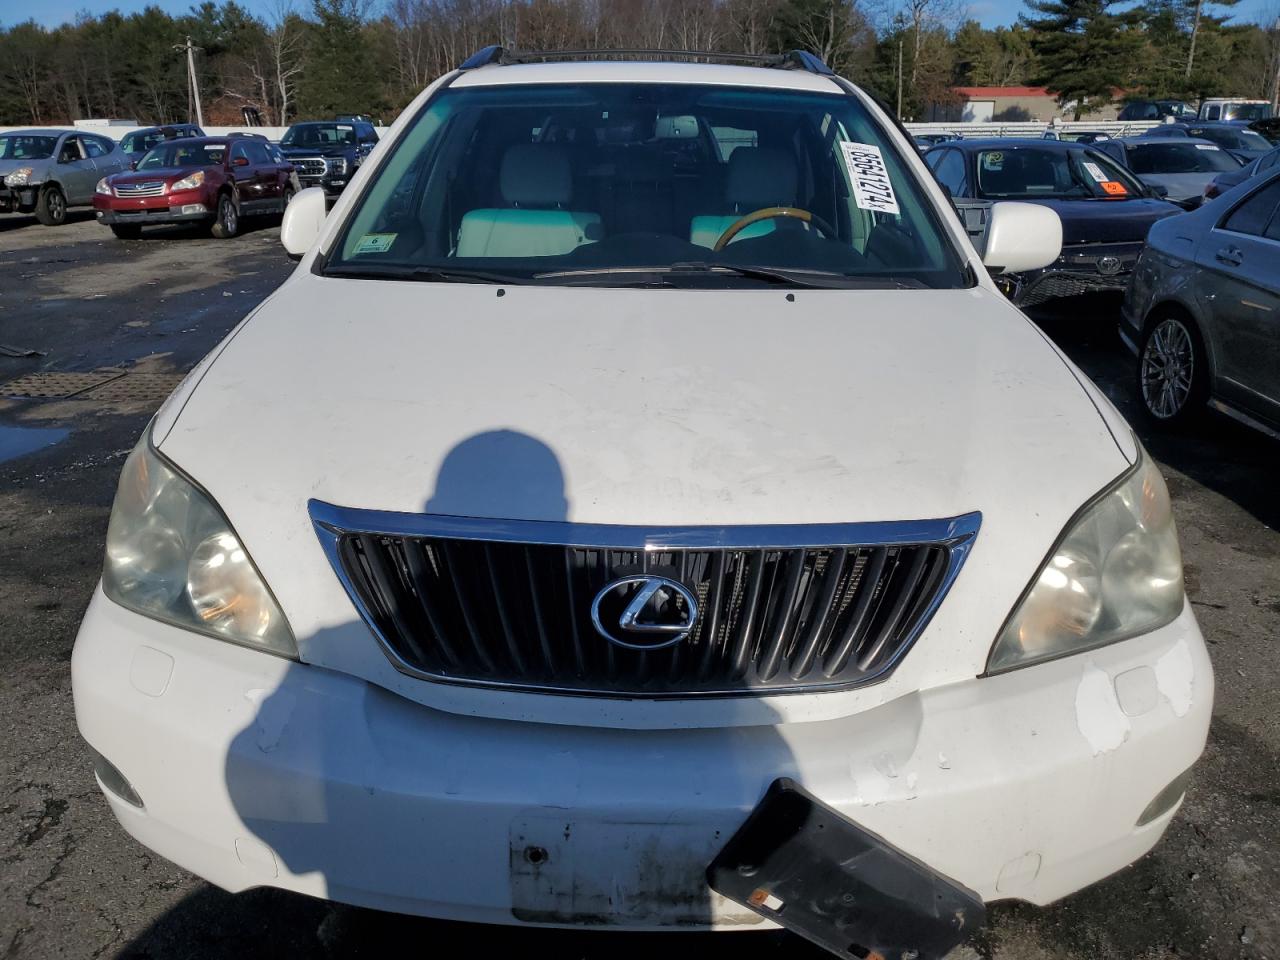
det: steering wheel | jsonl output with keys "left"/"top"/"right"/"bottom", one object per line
{"left": 713, "top": 206, "right": 838, "bottom": 252}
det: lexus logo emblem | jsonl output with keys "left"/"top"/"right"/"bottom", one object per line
{"left": 590, "top": 576, "right": 699, "bottom": 651}
{"left": 1097, "top": 256, "right": 1122, "bottom": 276}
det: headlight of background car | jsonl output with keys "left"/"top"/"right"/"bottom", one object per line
{"left": 6, "top": 167, "right": 34, "bottom": 186}
{"left": 170, "top": 171, "right": 204, "bottom": 192}
{"left": 988, "top": 446, "right": 1183, "bottom": 673}
{"left": 102, "top": 436, "right": 296, "bottom": 657}
{"left": 95, "top": 178, "right": 111, "bottom": 195}
{"left": 328, "top": 157, "right": 348, "bottom": 175}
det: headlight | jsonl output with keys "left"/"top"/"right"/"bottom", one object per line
{"left": 170, "top": 171, "right": 204, "bottom": 191}
{"left": 102, "top": 435, "right": 296, "bottom": 657}
{"left": 95, "top": 178, "right": 111, "bottom": 195}
{"left": 327, "top": 157, "right": 348, "bottom": 175}
{"left": 6, "top": 167, "right": 34, "bottom": 186}
{"left": 988, "top": 446, "right": 1183, "bottom": 673}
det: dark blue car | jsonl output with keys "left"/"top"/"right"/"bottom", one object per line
{"left": 1140, "top": 123, "right": 1273, "bottom": 164}
{"left": 924, "top": 138, "right": 1183, "bottom": 308}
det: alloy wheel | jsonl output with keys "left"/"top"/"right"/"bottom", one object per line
{"left": 221, "top": 197, "right": 237, "bottom": 235}
{"left": 1140, "top": 318, "right": 1195, "bottom": 419}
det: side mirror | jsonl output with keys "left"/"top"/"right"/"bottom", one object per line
{"left": 130, "top": 160, "right": 138, "bottom": 170}
{"left": 982, "top": 201, "right": 1062, "bottom": 274}
{"left": 281, "top": 186, "right": 327, "bottom": 260}
{"left": 1146, "top": 182, "right": 1169, "bottom": 198}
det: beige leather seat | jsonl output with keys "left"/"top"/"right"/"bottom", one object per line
{"left": 456, "top": 144, "right": 601, "bottom": 258}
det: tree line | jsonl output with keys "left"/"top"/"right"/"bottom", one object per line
{"left": 0, "top": 0, "right": 1277, "bottom": 127}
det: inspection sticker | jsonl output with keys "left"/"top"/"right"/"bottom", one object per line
{"left": 840, "top": 141, "right": 900, "bottom": 215}
{"left": 1083, "top": 161, "right": 1108, "bottom": 183}
{"left": 354, "top": 232, "right": 397, "bottom": 254}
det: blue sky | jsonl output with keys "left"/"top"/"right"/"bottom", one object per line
{"left": 10, "top": 0, "right": 1277, "bottom": 31}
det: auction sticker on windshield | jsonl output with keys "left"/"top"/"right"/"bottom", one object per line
{"left": 354, "top": 233, "right": 397, "bottom": 254}
{"left": 1100, "top": 181, "right": 1129, "bottom": 196}
{"left": 840, "top": 141, "right": 900, "bottom": 215}
{"left": 1083, "top": 161, "right": 1108, "bottom": 183}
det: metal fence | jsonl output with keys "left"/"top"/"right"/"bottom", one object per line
{"left": 903, "top": 120, "right": 1165, "bottom": 139}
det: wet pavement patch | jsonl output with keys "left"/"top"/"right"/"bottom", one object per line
{"left": 0, "top": 423, "right": 70, "bottom": 464}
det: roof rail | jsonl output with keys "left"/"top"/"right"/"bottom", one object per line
{"left": 458, "top": 47, "right": 834, "bottom": 75}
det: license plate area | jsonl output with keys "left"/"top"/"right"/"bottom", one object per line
{"left": 707, "top": 778, "right": 985, "bottom": 960}
{"left": 509, "top": 814, "right": 760, "bottom": 927}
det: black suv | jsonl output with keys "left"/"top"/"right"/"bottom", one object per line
{"left": 278, "top": 120, "right": 378, "bottom": 196}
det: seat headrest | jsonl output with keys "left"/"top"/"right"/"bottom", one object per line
{"left": 726, "top": 147, "right": 798, "bottom": 210}
{"left": 501, "top": 144, "right": 573, "bottom": 207}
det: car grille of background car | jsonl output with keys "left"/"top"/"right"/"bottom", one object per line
{"left": 113, "top": 181, "right": 167, "bottom": 198}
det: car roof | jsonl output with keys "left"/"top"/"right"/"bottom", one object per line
{"left": 450, "top": 60, "right": 845, "bottom": 94}
{"left": 1113, "top": 136, "right": 1220, "bottom": 147}
{"left": 2, "top": 129, "right": 75, "bottom": 137}
{"left": 932, "top": 137, "right": 1088, "bottom": 152}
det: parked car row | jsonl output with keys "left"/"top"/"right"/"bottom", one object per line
{"left": 0, "top": 117, "right": 378, "bottom": 237}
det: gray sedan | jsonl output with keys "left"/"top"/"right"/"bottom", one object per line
{"left": 1122, "top": 169, "right": 1280, "bottom": 437}
{"left": 1095, "top": 137, "right": 1245, "bottom": 207}
{"left": 0, "top": 129, "right": 129, "bottom": 225}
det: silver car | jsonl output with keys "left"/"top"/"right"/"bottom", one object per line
{"left": 0, "top": 129, "right": 129, "bottom": 226}
{"left": 1122, "top": 168, "right": 1280, "bottom": 437}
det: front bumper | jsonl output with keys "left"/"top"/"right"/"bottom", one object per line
{"left": 95, "top": 206, "right": 211, "bottom": 225}
{"left": 1005, "top": 242, "right": 1145, "bottom": 309}
{"left": 0, "top": 183, "right": 37, "bottom": 213}
{"left": 72, "top": 585, "right": 1212, "bottom": 929}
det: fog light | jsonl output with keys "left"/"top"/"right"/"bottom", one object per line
{"left": 95, "top": 211, "right": 104, "bottom": 218}
{"left": 1137, "top": 767, "right": 1194, "bottom": 826}
{"left": 89, "top": 746, "right": 144, "bottom": 808}
{"left": 181, "top": 204, "right": 207, "bottom": 215}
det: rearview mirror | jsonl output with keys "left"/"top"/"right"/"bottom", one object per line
{"left": 280, "top": 186, "right": 327, "bottom": 260}
{"left": 982, "top": 202, "right": 1062, "bottom": 274}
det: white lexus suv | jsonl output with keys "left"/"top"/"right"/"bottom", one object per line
{"left": 73, "top": 48, "right": 1212, "bottom": 957}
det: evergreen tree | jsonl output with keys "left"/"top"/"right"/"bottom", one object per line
{"left": 1023, "top": 0, "right": 1145, "bottom": 118}
{"left": 297, "top": 0, "right": 385, "bottom": 118}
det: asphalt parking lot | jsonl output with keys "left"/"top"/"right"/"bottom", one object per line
{"left": 2, "top": 213, "right": 1278, "bottom": 960}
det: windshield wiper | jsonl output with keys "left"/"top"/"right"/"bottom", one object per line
{"left": 536, "top": 263, "right": 917, "bottom": 289}
{"left": 325, "top": 264, "right": 525, "bottom": 284}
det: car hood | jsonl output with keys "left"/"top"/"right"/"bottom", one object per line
{"left": 110, "top": 166, "right": 206, "bottom": 183}
{"left": 0, "top": 158, "right": 50, "bottom": 176}
{"left": 158, "top": 278, "right": 1132, "bottom": 718}
{"left": 281, "top": 145, "right": 351, "bottom": 158}
{"left": 1138, "top": 172, "right": 1216, "bottom": 202}
{"left": 1019, "top": 197, "right": 1183, "bottom": 244}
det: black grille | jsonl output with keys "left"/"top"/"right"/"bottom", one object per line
{"left": 327, "top": 524, "right": 969, "bottom": 697}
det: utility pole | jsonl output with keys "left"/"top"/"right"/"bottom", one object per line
{"left": 1185, "top": 0, "right": 1202, "bottom": 79}
{"left": 896, "top": 40, "right": 904, "bottom": 119}
{"left": 174, "top": 36, "right": 205, "bottom": 127}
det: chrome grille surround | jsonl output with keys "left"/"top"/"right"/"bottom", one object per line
{"left": 114, "top": 181, "right": 167, "bottom": 198}
{"left": 296, "top": 157, "right": 327, "bottom": 178}
{"left": 310, "top": 502, "right": 980, "bottom": 698}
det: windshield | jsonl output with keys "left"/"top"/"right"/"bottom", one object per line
{"left": 1224, "top": 103, "right": 1273, "bottom": 121}
{"left": 1189, "top": 127, "right": 1271, "bottom": 151}
{"left": 137, "top": 142, "right": 225, "bottom": 169}
{"left": 326, "top": 82, "right": 968, "bottom": 289}
{"left": 121, "top": 131, "right": 166, "bottom": 154}
{"left": 282, "top": 123, "right": 357, "bottom": 147}
{"left": 0, "top": 135, "right": 57, "bottom": 160}
{"left": 1127, "top": 142, "right": 1242, "bottom": 174}
{"left": 975, "top": 146, "right": 1143, "bottom": 199}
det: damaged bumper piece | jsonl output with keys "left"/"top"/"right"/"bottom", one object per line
{"left": 73, "top": 585, "right": 1211, "bottom": 932}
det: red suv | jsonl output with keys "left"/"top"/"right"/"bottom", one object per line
{"left": 94, "top": 136, "right": 295, "bottom": 239}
